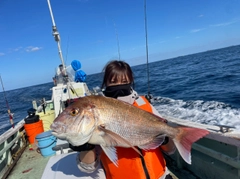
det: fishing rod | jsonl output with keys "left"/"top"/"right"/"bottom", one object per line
{"left": 113, "top": 20, "right": 121, "bottom": 60}
{"left": 0, "top": 75, "right": 14, "bottom": 128}
{"left": 144, "top": 0, "right": 152, "bottom": 102}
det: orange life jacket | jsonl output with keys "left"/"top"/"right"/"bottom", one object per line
{"left": 100, "top": 96, "right": 166, "bottom": 179}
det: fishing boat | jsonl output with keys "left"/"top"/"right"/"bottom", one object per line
{"left": 1, "top": 1, "right": 240, "bottom": 179}
{"left": 0, "top": 0, "right": 92, "bottom": 178}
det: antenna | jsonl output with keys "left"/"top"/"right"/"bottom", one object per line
{"left": 65, "top": 36, "right": 70, "bottom": 64}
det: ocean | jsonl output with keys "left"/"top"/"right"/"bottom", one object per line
{"left": 1, "top": 45, "right": 240, "bottom": 135}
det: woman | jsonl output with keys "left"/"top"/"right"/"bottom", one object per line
{"left": 76, "top": 60, "right": 175, "bottom": 179}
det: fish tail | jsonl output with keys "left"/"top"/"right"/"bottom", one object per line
{"left": 173, "top": 127, "right": 209, "bottom": 164}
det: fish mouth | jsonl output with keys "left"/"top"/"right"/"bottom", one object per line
{"left": 51, "top": 131, "right": 67, "bottom": 140}
{"left": 50, "top": 122, "right": 67, "bottom": 133}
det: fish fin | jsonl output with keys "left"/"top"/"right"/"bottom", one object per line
{"left": 100, "top": 145, "right": 118, "bottom": 166}
{"left": 174, "top": 127, "right": 209, "bottom": 164}
{"left": 98, "top": 125, "right": 142, "bottom": 156}
{"left": 138, "top": 134, "right": 166, "bottom": 150}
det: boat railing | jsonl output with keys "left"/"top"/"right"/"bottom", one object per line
{"left": 0, "top": 120, "right": 27, "bottom": 179}
{"left": 164, "top": 116, "right": 240, "bottom": 179}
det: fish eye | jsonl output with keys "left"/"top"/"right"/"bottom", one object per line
{"left": 70, "top": 108, "right": 79, "bottom": 116}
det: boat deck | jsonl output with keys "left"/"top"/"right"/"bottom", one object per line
{"left": 7, "top": 144, "right": 50, "bottom": 179}
{"left": 6, "top": 142, "right": 181, "bottom": 179}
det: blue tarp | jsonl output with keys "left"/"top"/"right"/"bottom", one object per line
{"left": 71, "top": 60, "right": 86, "bottom": 82}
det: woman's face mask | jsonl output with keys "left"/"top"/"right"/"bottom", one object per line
{"left": 103, "top": 83, "right": 132, "bottom": 98}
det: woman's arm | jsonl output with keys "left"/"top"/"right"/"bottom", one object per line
{"left": 70, "top": 144, "right": 99, "bottom": 173}
{"left": 76, "top": 149, "right": 100, "bottom": 173}
{"left": 79, "top": 149, "right": 97, "bottom": 164}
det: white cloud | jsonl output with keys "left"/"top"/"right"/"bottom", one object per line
{"left": 211, "top": 22, "right": 235, "bottom": 27}
{"left": 14, "top": 47, "right": 23, "bottom": 51}
{"left": 175, "top": 36, "right": 182, "bottom": 39}
{"left": 198, "top": 14, "right": 204, "bottom": 18}
{"left": 211, "top": 19, "right": 240, "bottom": 27}
{"left": 0, "top": 52, "right": 5, "bottom": 56}
{"left": 25, "top": 46, "right": 42, "bottom": 52}
{"left": 190, "top": 28, "right": 205, "bottom": 33}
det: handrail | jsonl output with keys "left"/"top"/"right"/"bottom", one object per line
{"left": 192, "top": 143, "right": 240, "bottom": 169}
{"left": 0, "top": 131, "right": 25, "bottom": 157}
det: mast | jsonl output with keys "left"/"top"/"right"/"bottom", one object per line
{"left": 47, "top": 0, "right": 67, "bottom": 76}
{"left": 46, "top": 0, "right": 73, "bottom": 116}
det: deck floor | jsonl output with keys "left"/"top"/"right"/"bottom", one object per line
{"left": 6, "top": 144, "right": 181, "bottom": 179}
{"left": 7, "top": 145, "right": 50, "bottom": 179}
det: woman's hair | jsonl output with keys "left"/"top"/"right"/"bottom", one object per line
{"left": 101, "top": 60, "right": 134, "bottom": 88}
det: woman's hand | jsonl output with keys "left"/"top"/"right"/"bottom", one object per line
{"left": 160, "top": 137, "right": 176, "bottom": 155}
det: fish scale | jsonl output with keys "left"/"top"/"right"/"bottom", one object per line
{"left": 103, "top": 112, "right": 158, "bottom": 144}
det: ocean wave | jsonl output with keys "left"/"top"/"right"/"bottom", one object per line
{"left": 152, "top": 96, "right": 240, "bottom": 130}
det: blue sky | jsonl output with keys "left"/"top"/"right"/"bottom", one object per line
{"left": 0, "top": 0, "right": 240, "bottom": 90}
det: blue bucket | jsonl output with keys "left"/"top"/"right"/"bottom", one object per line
{"left": 35, "top": 130, "right": 57, "bottom": 157}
